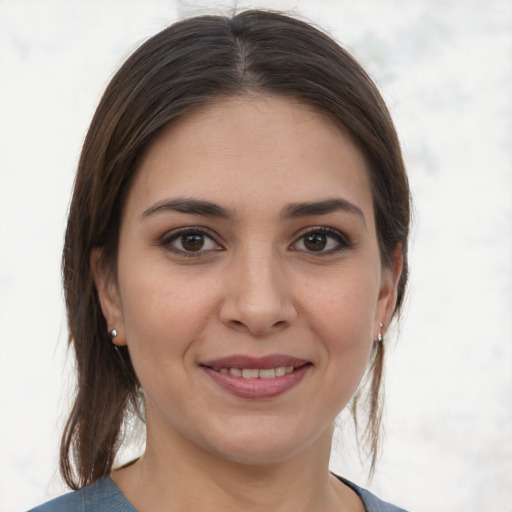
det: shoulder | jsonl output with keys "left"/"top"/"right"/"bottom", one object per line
{"left": 335, "top": 475, "right": 410, "bottom": 512}
{"left": 27, "top": 478, "right": 136, "bottom": 512}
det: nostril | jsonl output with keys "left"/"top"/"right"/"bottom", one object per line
{"left": 228, "top": 320, "right": 247, "bottom": 331}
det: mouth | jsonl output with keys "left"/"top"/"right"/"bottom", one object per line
{"left": 200, "top": 355, "right": 312, "bottom": 399}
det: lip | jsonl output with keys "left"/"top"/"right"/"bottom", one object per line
{"left": 200, "top": 354, "right": 311, "bottom": 399}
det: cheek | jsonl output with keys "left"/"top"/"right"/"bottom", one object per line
{"left": 118, "top": 267, "right": 218, "bottom": 363}
{"left": 301, "top": 273, "right": 378, "bottom": 389}
{"left": 117, "top": 271, "right": 220, "bottom": 409}
{"left": 302, "top": 273, "right": 378, "bottom": 343}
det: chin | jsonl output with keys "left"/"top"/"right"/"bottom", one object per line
{"left": 203, "top": 418, "right": 328, "bottom": 466}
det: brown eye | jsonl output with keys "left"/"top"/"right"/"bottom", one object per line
{"left": 303, "top": 233, "right": 327, "bottom": 251}
{"left": 181, "top": 234, "right": 205, "bottom": 251}
{"left": 292, "top": 228, "right": 351, "bottom": 254}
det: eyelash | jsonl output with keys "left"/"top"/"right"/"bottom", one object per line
{"left": 159, "top": 226, "right": 352, "bottom": 257}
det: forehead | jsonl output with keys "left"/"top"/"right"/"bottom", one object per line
{"left": 127, "top": 95, "right": 374, "bottom": 222}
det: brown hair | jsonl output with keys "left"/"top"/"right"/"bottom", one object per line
{"left": 61, "top": 10, "right": 410, "bottom": 489}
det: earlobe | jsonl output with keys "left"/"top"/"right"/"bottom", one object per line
{"left": 90, "top": 248, "right": 127, "bottom": 346}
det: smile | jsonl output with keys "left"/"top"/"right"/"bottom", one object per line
{"left": 201, "top": 355, "right": 311, "bottom": 399}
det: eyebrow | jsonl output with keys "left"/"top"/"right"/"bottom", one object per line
{"left": 281, "top": 198, "right": 366, "bottom": 227}
{"left": 141, "top": 196, "right": 366, "bottom": 226}
{"left": 141, "top": 198, "right": 234, "bottom": 220}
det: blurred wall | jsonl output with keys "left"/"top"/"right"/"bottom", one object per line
{"left": 1, "top": 1, "right": 511, "bottom": 511}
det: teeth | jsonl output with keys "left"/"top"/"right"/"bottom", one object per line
{"left": 242, "top": 369, "right": 259, "bottom": 379}
{"left": 275, "top": 367, "right": 286, "bottom": 377}
{"left": 259, "top": 368, "right": 275, "bottom": 379}
{"left": 219, "top": 366, "right": 295, "bottom": 378}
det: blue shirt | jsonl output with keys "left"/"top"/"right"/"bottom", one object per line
{"left": 28, "top": 475, "right": 409, "bottom": 511}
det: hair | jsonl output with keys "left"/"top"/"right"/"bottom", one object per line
{"left": 60, "top": 9, "right": 410, "bottom": 490}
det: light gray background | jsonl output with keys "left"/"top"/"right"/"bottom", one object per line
{"left": 1, "top": 1, "right": 511, "bottom": 511}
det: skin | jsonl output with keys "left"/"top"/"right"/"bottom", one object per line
{"left": 92, "top": 95, "right": 402, "bottom": 512}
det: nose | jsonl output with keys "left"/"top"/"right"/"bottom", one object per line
{"left": 218, "top": 249, "right": 298, "bottom": 337}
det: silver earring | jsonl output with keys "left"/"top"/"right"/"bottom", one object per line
{"left": 377, "top": 322, "right": 384, "bottom": 343}
{"left": 109, "top": 328, "right": 118, "bottom": 339}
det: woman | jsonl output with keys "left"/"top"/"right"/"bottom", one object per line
{"left": 31, "top": 10, "right": 410, "bottom": 512}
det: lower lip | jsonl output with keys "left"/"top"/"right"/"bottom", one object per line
{"left": 202, "top": 365, "right": 311, "bottom": 399}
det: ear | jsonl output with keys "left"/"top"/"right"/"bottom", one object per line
{"left": 375, "top": 244, "right": 404, "bottom": 338}
{"left": 90, "top": 248, "right": 126, "bottom": 346}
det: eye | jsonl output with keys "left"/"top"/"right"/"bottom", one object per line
{"left": 292, "top": 228, "right": 351, "bottom": 254}
{"left": 161, "top": 228, "right": 221, "bottom": 256}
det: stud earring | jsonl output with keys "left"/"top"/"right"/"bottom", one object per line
{"left": 377, "top": 322, "right": 384, "bottom": 343}
{"left": 109, "top": 328, "right": 118, "bottom": 339}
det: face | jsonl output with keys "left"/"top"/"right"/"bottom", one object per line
{"left": 94, "top": 96, "right": 400, "bottom": 466}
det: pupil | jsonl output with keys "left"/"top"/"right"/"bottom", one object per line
{"left": 182, "top": 234, "right": 204, "bottom": 251}
{"left": 304, "top": 233, "right": 326, "bottom": 251}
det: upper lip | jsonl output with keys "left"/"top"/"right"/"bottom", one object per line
{"left": 201, "top": 354, "right": 309, "bottom": 370}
